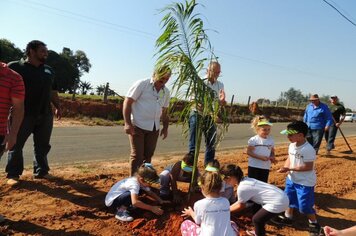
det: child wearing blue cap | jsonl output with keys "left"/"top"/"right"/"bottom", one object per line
{"left": 273, "top": 121, "right": 322, "bottom": 236}
{"left": 246, "top": 115, "right": 276, "bottom": 183}
{"left": 159, "top": 152, "right": 198, "bottom": 203}
{"left": 105, "top": 163, "right": 168, "bottom": 222}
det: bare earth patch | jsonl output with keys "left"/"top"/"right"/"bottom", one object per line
{"left": 0, "top": 137, "right": 355, "bottom": 236}
{"left": 53, "top": 118, "right": 87, "bottom": 127}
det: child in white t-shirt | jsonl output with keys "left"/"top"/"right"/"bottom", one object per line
{"left": 105, "top": 163, "right": 169, "bottom": 222}
{"left": 222, "top": 164, "right": 289, "bottom": 236}
{"left": 205, "top": 159, "right": 236, "bottom": 204}
{"left": 181, "top": 171, "right": 239, "bottom": 236}
{"left": 274, "top": 121, "right": 321, "bottom": 236}
{"left": 247, "top": 115, "right": 276, "bottom": 183}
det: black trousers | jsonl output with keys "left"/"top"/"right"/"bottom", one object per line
{"left": 248, "top": 166, "right": 270, "bottom": 183}
{"left": 252, "top": 208, "right": 277, "bottom": 236}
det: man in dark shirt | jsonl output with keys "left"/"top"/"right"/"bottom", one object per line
{"left": 324, "top": 95, "right": 345, "bottom": 155}
{"left": 6, "top": 40, "right": 61, "bottom": 185}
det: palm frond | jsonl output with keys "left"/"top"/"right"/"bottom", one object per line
{"left": 155, "top": 0, "right": 229, "bottom": 193}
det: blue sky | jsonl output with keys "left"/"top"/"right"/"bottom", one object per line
{"left": 2, "top": 0, "right": 356, "bottom": 109}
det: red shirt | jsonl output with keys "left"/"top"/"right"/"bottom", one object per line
{"left": 0, "top": 62, "right": 25, "bottom": 135}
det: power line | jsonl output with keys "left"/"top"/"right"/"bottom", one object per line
{"left": 215, "top": 50, "right": 356, "bottom": 83}
{"left": 13, "top": 0, "right": 156, "bottom": 38}
{"left": 5, "top": 0, "right": 355, "bottom": 83}
{"left": 322, "top": 0, "right": 356, "bottom": 27}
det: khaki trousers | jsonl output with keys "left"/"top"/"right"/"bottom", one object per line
{"left": 129, "top": 125, "right": 159, "bottom": 176}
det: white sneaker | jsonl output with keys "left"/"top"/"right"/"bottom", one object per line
{"left": 115, "top": 210, "right": 133, "bottom": 222}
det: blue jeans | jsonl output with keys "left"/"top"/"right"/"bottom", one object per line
{"left": 188, "top": 111, "right": 216, "bottom": 166}
{"left": 324, "top": 124, "right": 338, "bottom": 151}
{"left": 6, "top": 115, "right": 53, "bottom": 178}
{"left": 110, "top": 191, "right": 132, "bottom": 209}
{"left": 306, "top": 128, "right": 324, "bottom": 154}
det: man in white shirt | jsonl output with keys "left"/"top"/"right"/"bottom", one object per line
{"left": 188, "top": 61, "right": 226, "bottom": 166}
{"left": 123, "top": 66, "right": 171, "bottom": 176}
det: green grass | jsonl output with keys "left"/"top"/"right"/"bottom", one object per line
{"left": 59, "top": 93, "right": 124, "bottom": 103}
{"left": 71, "top": 115, "right": 124, "bottom": 126}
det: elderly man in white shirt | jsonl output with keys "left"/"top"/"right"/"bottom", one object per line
{"left": 123, "top": 66, "right": 171, "bottom": 176}
{"left": 189, "top": 61, "right": 226, "bottom": 166}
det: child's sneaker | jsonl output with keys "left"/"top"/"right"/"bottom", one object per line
{"left": 115, "top": 209, "right": 133, "bottom": 222}
{"left": 0, "top": 214, "right": 5, "bottom": 223}
{"left": 309, "top": 222, "right": 322, "bottom": 236}
{"left": 127, "top": 205, "right": 137, "bottom": 212}
{"left": 270, "top": 215, "right": 293, "bottom": 226}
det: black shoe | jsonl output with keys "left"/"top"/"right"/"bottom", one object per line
{"left": 270, "top": 215, "right": 293, "bottom": 226}
{"left": 309, "top": 222, "right": 322, "bottom": 236}
{"left": 34, "top": 174, "right": 55, "bottom": 180}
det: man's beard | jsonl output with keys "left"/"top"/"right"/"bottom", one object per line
{"left": 38, "top": 57, "right": 46, "bottom": 63}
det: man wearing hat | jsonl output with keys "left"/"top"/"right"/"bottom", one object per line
{"left": 325, "top": 96, "right": 345, "bottom": 155}
{"left": 303, "top": 94, "right": 333, "bottom": 154}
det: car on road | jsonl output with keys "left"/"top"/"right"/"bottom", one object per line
{"left": 344, "top": 113, "right": 356, "bottom": 122}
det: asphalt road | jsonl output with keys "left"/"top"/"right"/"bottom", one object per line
{"left": 1, "top": 122, "right": 356, "bottom": 167}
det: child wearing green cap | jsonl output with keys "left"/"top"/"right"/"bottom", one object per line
{"left": 247, "top": 115, "right": 276, "bottom": 183}
{"left": 181, "top": 171, "right": 239, "bottom": 236}
{"left": 273, "top": 121, "right": 322, "bottom": 236}
{"left": 105, "top": 163, "right": 168, "bottom": 222}
{"left": 159, "top": 152, "right": 198, "bottom": 203}
{"left": 205, "top": 159, "right": 236, "bottom": 203}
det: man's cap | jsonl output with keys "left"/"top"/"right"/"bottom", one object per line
{"left": 330, "top": 95, "right": 338, "bottom": 99}
{"left": 309, "top": 94, "right": 319, "bottom": 101}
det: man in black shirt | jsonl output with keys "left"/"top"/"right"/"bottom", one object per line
{"left": 6, "top": 40, "right": 61, "bottom": 185}
{"left": 325, "top": 95, "right": 345, "bottom": 155}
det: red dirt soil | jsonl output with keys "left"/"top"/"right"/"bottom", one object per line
{"left": 0, "top": 137, "right": 355, "bottom": 236}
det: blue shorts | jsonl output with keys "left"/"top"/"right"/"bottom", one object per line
{"left": 284, "top": 177, "right": 315, "bottom": 214}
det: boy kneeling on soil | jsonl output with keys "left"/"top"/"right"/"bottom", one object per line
{"left": 159, "top": 152, "right": 198, "bottom": 203}
{"left": 105, "top": 163, "right": 169, "bottom": 222}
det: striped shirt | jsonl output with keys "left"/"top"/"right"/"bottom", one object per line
{"left": 0, "top": 62, "right": 25, "bottom": 135}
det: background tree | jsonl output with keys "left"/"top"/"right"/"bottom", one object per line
{"left": 96, "top": 84, "right": 106, "bottom": 96}
{"left": 59, "top": 47, "right": 91, "bottom": 93}
{"left": 278, "top": 87, "right": 305, "bottom": 104}
{"left": 0, "top": 39, "right": 24, "bottom": 62}
{"left": 0, "top": 39, "right": 91, "bottom": 93}
{"left": 47, "top": 50, "right": 79, "bottom": 93}
{"left": 256, "top": 98, "right": 270, "bottom": 105}
{"left": 96, "top": 83, "right": 118, "bottom": 96}
{"left": 156, "top": 0, "right": 229, "bottom": 194}
{"left": 79, "top": 80, "right": 93, "bottom": 95}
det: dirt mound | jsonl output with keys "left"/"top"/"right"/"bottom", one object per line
{"left": 1, "top": 137, "right": 355, "bottom": 235}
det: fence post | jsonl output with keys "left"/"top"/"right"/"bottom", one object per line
{"left": 103, "top": 82, "right": 109, "bottom": 104}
